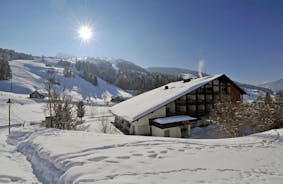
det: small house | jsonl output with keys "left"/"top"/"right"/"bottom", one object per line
{"left": 30, "top": 90, "right": 45, "bottom": 99}
{"left": 110, "top": 74, "right": 246, "bottom": 138}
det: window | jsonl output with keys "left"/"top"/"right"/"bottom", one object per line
{"left": 197, "top": 94, "right": 205, "bottom": 102}
{"left": 188, "top": 105, "right": 196, "bottom": 111}
{"left": 213, "top": 86, "right": 220, "bottom": 92}
{"left": 213, "top": 80, "right": 219, "bottom": 85}
{"left": 198, "top": 105, "right": 205, "bottom": 111}
{"left": 197, "top": 87, "right": 204, "bottom": 94}
{"left": 206, "top": 94, "right": 213, "bottom": 101}
{"left": 187, "top": 94, "right": 196, "bottom": 101}
{"left": 166, "top": 102, "right": 175, "bottom": 114}
{"left": 164, "top": 130, "right": 170, "bottom": 137}
{"left": 180, "top": 96, "right": 186, "bottom": 100}
{"left": 220, "top": 86, "right": 227, "bottom": 94}
{"left": 206, "top": 86, "right": 213, "bottom": 93}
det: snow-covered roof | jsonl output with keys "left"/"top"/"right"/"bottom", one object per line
{"left": 153, "top": 115, "right": 197, "bottom": 124}
{"left": 110, "top": 74, "right": 243, "bottom": 122}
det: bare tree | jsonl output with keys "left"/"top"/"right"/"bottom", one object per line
{"left": 276, "top": 91, "right": 283, "bottom": 102}
{"left": 210, "top": 95, "right": 283, "bottom": 137}
{"left": 44, "top": 74, "right": 59, "bottom": 118}
{"left": 101, "top": 91, "right": 111, "bottom": 105}
{"left": 209, "top": 95, "right": 242, "bottom": 137}
{"left": 43, "top": 75, "right": 76, "bottom": 130}
{"left": 87, "top": 98, "right": 96, "bottom": 117}
{"left": 54, "top": 94, "right": 75, "bottom": 130}
{"left": 98, "top": 115, "right": 119, "bottom": 134}
{"left": 99, "top": 115, "right": 111, "bottom": 133}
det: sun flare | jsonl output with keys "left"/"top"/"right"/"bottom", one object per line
{"left": 78, "top": 25, "right": 92, "bottom": 42}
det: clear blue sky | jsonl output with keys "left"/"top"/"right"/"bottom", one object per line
{"left": 0, "top": 0, "right": 282, "bottom": 84}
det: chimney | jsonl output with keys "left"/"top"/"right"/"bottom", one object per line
{"left": 198, "top": 59, "right": 204, "bottom": 78}
{"left": 164, "top": 86, "right": 169, "bottom": 90}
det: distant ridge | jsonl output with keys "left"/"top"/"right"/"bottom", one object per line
{"left": 258, "top": 78, "right": 283, "bottom": 92}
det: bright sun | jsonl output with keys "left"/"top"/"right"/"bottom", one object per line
{"left": 78, "top": 25, "right": 92, "bottom": 42}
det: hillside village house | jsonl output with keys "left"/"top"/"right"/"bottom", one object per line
{"left": 110, "top": 74, "right": 246, "bottom": 138}
{"left": 29, "top": 90, "right": 45, "bottom": 99}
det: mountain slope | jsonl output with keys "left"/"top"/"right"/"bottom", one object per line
{"left": 0, "top": 59, "right": 132, "bottom": 100}
{"left": 76, "top": 58, "right": 179, "bottom": 92}
{"left": 147, "top": 67, "right": 201, "bottom": 78}
{"left": 259, "top": 78, "right": 283, "bottom": 91}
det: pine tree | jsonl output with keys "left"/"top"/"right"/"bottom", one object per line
{"left": 0, "top": 59, "right": 12, "bottom": 80}
{"left": 76, "top": 101, "right": 85, "bottom": 121}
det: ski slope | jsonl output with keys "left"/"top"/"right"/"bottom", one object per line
{"left": 6, "top": 127, "right": 283, "bottom": 184}
{"left": 0, "top": 59, "right": 132, "bottom": 100}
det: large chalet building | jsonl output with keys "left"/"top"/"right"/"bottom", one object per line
{"left": 110, "top": 74, "right": 246, "bottom": 138}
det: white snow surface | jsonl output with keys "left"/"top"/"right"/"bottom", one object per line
{"left": 0, "top": 91, "right": 45, "bottom": 127}
{"left": 0, "top": 129, "right": 39, "bottom": 183}
{"left": 153, "top": 115, "right": 197, "bottom": 124}
{"left": 6, "top": 127, "right": 283, "bottom": 184}
{"left": 111, "top": 74, "right": 223, "bottom": 122}
{"left": 0, "top": 59, "right": 131, "bottom": 100}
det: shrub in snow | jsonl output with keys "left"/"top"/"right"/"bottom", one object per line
{"left": 210, "top": 95, "right": 283, "bottom": 137}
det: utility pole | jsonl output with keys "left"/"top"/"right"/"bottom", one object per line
{"left": 7, "top": 98, "right": 11, "bottom": 135}
{"left": 10, "top": 77, "right": 12, "bottom": 92}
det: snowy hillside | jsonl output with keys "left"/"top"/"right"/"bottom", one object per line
{"left": 243, "top": 88, "right": 266, "bottom": 102}
{"left": 0, "top": 59, "right": 132, "bottom": 101}
{"left": 3, "top": 127, "right": 283, "bottom": 184}
{"left": 259, "top": 78, "right": 283, "bottom": 92}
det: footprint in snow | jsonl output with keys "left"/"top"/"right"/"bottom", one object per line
{"left": 116, "top": 156, "right": 131, "bottom": 159}
{"left": 167, "top": 147, "right": 174, "bottom": 150}
{"left": 132, "top": 153, "right": 143, "bottom": 157}
{"left": 160, "top": 150, "right": 168, "bottom": 154}
{"left": 105, "top": 160, "right": 120, "bottom": 163}
{"left": 88, "top": 156, "right": 108, "bottom": 162}
{"left": 147, "top": 154, "right": 158, "bottom": 158}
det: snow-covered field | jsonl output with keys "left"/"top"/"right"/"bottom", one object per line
{"left": 0, "top": 90, "right": 118, "bottom": 133}
{"left": 0, "top": 91, "right": 45, "bottom": 127}
{"left": 3, "top": 127, "right": 283, "bottom": 184}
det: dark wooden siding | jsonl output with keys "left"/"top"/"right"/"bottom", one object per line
{"left": 166, "top": 77, "right": 244, "bottom": 118}
{"left": 230, "top": 83, "right": 242, "bottom": 102}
